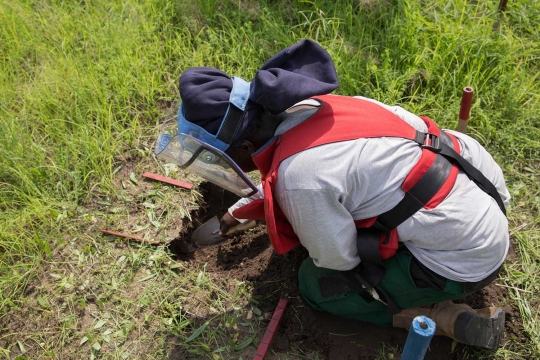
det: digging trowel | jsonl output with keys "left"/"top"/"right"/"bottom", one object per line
{"left": 188, "top": 216, "right": 258, "bottom": 252}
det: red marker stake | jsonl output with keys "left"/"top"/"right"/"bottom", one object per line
{"left": 253, "top": 298, "right": 289, "bottom": 360}
{"left": 457, "top": 86, "right": 474, "bottom": 134}
{"left": 143, "top": 172, "right": 193, "bottom": 189}
{"left": 100, "top": 229, "right": 160, "bottom": 245}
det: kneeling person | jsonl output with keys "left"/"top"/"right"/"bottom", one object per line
{"left": 157, "top": 40, "right": 510, "bottom": 350}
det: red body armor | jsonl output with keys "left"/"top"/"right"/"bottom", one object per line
{"left": 233, "top": 95, "right": 461, "bottom": 259}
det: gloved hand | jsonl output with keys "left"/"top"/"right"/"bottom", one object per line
{"left": 219, "top": 211, "right": 240, "bottom": 236}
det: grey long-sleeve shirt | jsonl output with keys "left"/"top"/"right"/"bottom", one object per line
{"left": 229, "top": 96, "right": 510, "bottom": 282}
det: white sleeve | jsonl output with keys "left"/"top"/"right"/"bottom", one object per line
{"left": 227, "top": 184, "right": 264, "bottom": 223}
{"left": 275, "top": 188, "right": 360, "bottom": 271}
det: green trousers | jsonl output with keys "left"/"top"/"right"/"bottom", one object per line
{"left": 298, "top": 248, "right": 471, "bottom": 326}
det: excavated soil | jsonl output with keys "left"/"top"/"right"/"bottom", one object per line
{"left": 168, "top": 183, "right": 525, "bottom": 359}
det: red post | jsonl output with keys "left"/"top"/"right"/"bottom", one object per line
{"left": 253, "top": 298, "right": 289, "bottom": 360}
{"left": 142, "top": 172, "right": 193, "bottom": 189}
{"left": 457, "top": 86, "right": 474, "bottom": 133}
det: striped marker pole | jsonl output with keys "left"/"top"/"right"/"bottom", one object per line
{"left": 401, "top": 316, "right": 436, "bottom": 360}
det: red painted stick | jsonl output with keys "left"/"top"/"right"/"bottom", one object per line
{"left": 457, "top": 86, "right": 474, "bottom": 134}
{"left": 253, "top": 298, "right": 289, "bottom": 360}
{"left": 142, "top": 172, "right": 193, "bottom": 189}
{"left": 100, "top": 229, "right": 160, "bottom": 245}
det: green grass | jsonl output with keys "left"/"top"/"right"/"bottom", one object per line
{"left": 1, "top": 0, "right": 540, "bottom": 358}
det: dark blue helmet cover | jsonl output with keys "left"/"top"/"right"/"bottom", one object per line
{"left": 178, "top": 39, "right": 339, "bottom": 151}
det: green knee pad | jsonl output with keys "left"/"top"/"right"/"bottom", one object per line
{"left": 297, "top": 252, "right": 469, "bottom": 327}
{"left": 298, "top": 257, "right": 391, "bottom": 326}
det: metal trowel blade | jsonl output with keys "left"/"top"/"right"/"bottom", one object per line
{"left": 190, "top": 216, "right": 227, "bottom": 248}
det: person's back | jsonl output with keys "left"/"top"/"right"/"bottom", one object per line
{"left": 271, "top": 96, "right": 509, "bottom": 282}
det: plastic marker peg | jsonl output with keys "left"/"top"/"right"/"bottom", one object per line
{"left": 401, "top": 316, "right": 436, "bottom": 360}
{"left": 457, "top": 86, "right": 474, "bottom": 133}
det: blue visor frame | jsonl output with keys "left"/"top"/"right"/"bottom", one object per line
{"left": 177, "top": 76, "right": 251, "bottom": 152}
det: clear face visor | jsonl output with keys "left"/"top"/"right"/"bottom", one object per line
{"left": 155, "top": 121, "right": 259, "bottom": 197}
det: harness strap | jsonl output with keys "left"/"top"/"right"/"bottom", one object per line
{"left": 357, "top": 129, "right": 506, "bottom": 272}
{"left": 320, "top": 129, "right": 506, "bottom": 315}
{"left": 414, "top": 130, "right": 506, "bottom": 214}
{"left": 356, "top": 228, "right": 385, "bottom": 267}
{"left": 438, "top": 139, "right": 507, "bottom": 215}
{"left": 376, "top": 153, "right": 453, "bottom": 232}
{"left": 350, "top": 150, "right": 454, "bottom": 316}
{"left": 355, "top": 130, "right": 456, "bottom": 275}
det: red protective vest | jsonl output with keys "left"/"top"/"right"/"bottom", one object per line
{"left": 233, "top": 95, "right": 461, "bottom": 259}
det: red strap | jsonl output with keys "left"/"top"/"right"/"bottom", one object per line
{"left": 278, "top": 95, "right": 417, "bottom": 162}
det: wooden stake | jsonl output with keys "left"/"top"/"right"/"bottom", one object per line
{"left": 100, "top": 229, "right": 160, "bottom": 245}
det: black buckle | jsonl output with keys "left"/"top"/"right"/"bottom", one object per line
{"left": 421, "top": 133, "right": 441, "bottom": 153}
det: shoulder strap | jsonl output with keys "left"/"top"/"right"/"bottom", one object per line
{"left": 373, "top": 129, "right": 505, "bottom": 242}
{"left": 414, "top": 131, "right": 506, "bottom": 215}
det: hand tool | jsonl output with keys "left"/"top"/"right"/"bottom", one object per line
{"left": 188, "top": 216, "right": 257, "bottom": 252}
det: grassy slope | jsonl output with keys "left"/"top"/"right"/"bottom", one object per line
{"left": 1, "top": 0, "right": 539, "bottom": 358}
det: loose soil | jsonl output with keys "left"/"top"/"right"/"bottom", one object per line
{"left": 168, "top": 183, "right": 526, "bottom": 359}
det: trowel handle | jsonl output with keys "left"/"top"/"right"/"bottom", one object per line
{"left": 225, "top": 219, "right": 258, "bottom": 235}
